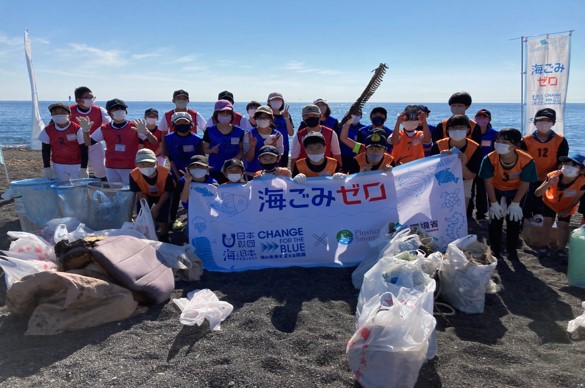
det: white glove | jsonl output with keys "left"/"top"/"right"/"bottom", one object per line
{"left": 489, "top": 202, "right": 505, "bottom": 220}
{"left": 293, "top": 173, "right": 307, "bottom": 184}
{"left": 76, "top": 116, "right": 93, "bottom": 133}
{"left": 79, "top": 168, "right": 89, "bottom": 178}
{"left": 332, "top": 172, "right": 346, "bottom": 180}
{"left": 133, "top": 119, "right": 148, "bottom": 135}
{"left": 507, "top": 202, "right": 524, "bottom": 222}
{"left": 43, "top": 167, "right": 54, "bottom": 179}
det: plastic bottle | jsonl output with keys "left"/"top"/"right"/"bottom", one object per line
{"left": 568, "top": 226, "right": 585, "bottom": 288}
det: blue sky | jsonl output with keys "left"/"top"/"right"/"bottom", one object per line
{"left": 0, "top": 0, "right": 583, "bottom": 103}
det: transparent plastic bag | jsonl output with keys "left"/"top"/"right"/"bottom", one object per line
{"left": 172, "top": 289, "right": 233, "bottom": 331}
{"left": 0, "top": 254, "right": 57, "bottom": 289}
{"left": 568, "top": 302, "right": 585, "bottom": 334}
{"left": 7, "top": 231, "right": 56, "bottom": 263}
{"left": 134, "top": 198, "right": 158, "bottom": 241}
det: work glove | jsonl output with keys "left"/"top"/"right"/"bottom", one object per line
{"left": 43, "top": 167, "right": 54, "bottom": 179}
{"left": 293, "top": 173, "right": 307, "bottom": 184}
{"left": 507, "top": 202, "right": 524, "bottom": 222}
{"left": 133, "top": 119, "right": 148, "bottom": 135}
{"left": 76, "top": 116, "right": 93, "bottom": 133}
{"left": 332, "top": 173, "right": 346, "bottom": 180}
{"left": 79, "top": 168, "right": 89, "bottom": 178}
{"left": 489, "top": 201, "right": 505, "bottom": 220}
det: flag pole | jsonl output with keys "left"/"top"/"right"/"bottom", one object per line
{"left": 520, "top": 36, "right": 525, "bottom": 134}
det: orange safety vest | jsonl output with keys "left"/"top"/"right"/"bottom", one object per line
{"left": 295, "top": 157, "right": 338, "bottom": 177}
{"left": 130, "top": 166, "right": 170, "bottom": 198}
{"left": 440, "top": 118, "right": 477, "bottom": 139}
{"left": 523, "top": 133, "right": 565, "bottom": 181}
{"left": 542, "top": 171, "right": 585, "bottom": 214}
{"left": 391, "top": 130, "right": 426, "bottom": 165}
{"left": 354, "top": 152, "right": 394, "bottom": 170}
{"left": 436, "top": 138, "right": 480, "bottom": 179}
{"left": 487, "top": 149, "right": 534, "bottom": 191}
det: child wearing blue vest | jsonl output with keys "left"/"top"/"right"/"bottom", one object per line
{"left": 164, "top": 112, "right": 204, "bottom": 181}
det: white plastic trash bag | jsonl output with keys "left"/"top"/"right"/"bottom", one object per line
{"left": 568, "top": 301, "right": 585, "bottom": 334}
{"left": 440, "top": 235, "right": 497, "bottom": 314}
{"left": 172, "top": 289, "right": 233, "bottom": 331}
{"left": 347, "top": 292, "right": 436, "bottom": 388}
{"left": 7, "top": 231, "right": 56, "bottom": 263}
{"left": 0, "top": 254, "right": 57, "bottom": 289}
{"left": 352, "top": 228, "right": 421, "bottom": 289}
{"left": 134, "top": 198, "right": 158, "bottom": 241}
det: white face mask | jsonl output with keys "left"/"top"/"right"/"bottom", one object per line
{"left": 217, "top": 115, "right": 232, "bottom": 124}
{"left": 83, "top": 98, "right": 95, "bottom": 108}
{"left": 449, "top": 129, "right": 467, "bottom": 142}
{"left": 402, "top": 120, "right": 418, "bottom": 131}
{"left": 367, "top": 154, "right": 384, "bottom": 164}
{"left": 307, "top": 153, "right": 325, "bottom": 163}
{"left": 146, "top": 118, "right": 158, "bottom": 125}
{"left": 450, "top": 105, "right": 466, "bottom": 115}
{"left": 494, "top": 142, "right": 511, "bottom": 155}
{"left": 52, "top": 114, "right": 69, "bottom": 125}
{"left": 256, "top": 119, "right": 270, "bottom": 128}
{"left": 561, "top": 165, "right": 580, "bottom": 178}
{"left": 190, "top": 168, "right": 207, "bottom": 178}
{"left": 227, "top": 173, "right": 242, "bottom": 183}
{"left": 112, "top": 111, "right": 126, "bottom": 121}
{"left": 175, "top": 100, "right": 188, "bottom": 109}
{"left": 269, "top": 100, "right": 283, "bottom": 110}
{"left": 351, "top": 115, "right": 361, "bottom": 125}
{"left": 318, "top": 105, "right": 327, "bottom": 114}
{"left": 535, "top": 121, "right": 553, "bottom": 133}
{"left": 139, "top": 167, "right": 156, "bottom": 176}
{"left": 248, "top": 109, "right": 257, "bottom": 117}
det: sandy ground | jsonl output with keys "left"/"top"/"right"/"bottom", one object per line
{"left": 0, "top": 148, "right": 585, "bottom": 388}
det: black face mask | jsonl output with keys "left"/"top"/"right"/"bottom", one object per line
{"left": 175, "top": 124, "right": 192, "bottom": 134}
{"left": 261, "top": 162, "right": 278, "bottom": 170}
{"left": 371, "top": 116, "right": 386, "bottom": 127}
{"left": 304, "top": 117, "right": 320, "bottom": 128}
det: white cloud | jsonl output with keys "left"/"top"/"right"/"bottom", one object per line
{"left": 68, "top": 43, "right": 126, "bottom": 66}
{"left": 284, "top": 61, "right": 342, "bottom": 76}
{"left": 0, "top": 32, "right": 21, "bottom": 46}
{"left": 165, "top": 54, "right": 200, "bottom": 64}
{"left": 131, "top": 52, "right": 161, "bottom": 60}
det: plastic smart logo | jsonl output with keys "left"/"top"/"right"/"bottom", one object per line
{"left": 336, "top": 230, "right": 353, "bottom": 245}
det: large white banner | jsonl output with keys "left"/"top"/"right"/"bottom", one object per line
{"left": 525, "top": 35, "right": 571, "bottom": 135}
{"left": 189, "top": 154, "right": 467, "bottom": 272}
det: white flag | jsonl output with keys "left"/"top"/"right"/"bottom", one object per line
{"left": 24, "top": 29, "right": 44, "bottom": 150}
{"left": 525, "top": 35, "right": 571, "bottom": 135}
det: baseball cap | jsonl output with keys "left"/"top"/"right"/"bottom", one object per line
{"left": 302, "top": 104, "right": 321, "bottom": 116}
{"left": 48, "top": 102, "right": 71, "bottom": 114}
{"left": 218, "top": 90, "right": 234, "bottom": 103}
{"left": 188, "top": 155, "right": 209, "bottom": 168}
{"left": 105, "top": 98, "right": 128, "bottom": 111}
{"left": 268, "top": 92, "right": 283, "bottom": 101}
{"left": 171, "top": 111, "right": 193, "bottom": 123}
{"left": 135, "top": 148, "right": 157, "bottom": 164}
{"left": 313, "top": 98, "right": 328, "bottom": 105}
{"left": 370, "top": 107, "right": 387, "bottom": 117}
{"left": 365, "top": 131, "right": 388, "bottom": 148}
{"left": 254, "top": 105, "right": 273, "bottom": 117}
{"left": 534, "top": 108, "right": 556, "bottom": 123}
{"left": 303, "top": 131, "right": 326, "bottom": 147}
{"left": 214, "top": 99, "right": 233, "bottom": 112}
{"left": 173, "top": 89, "right": 189, "bottom": 99}
{"left": 258, "top": 145, "right": 280, "bottom": 157}
{"left": 475, "top": 109, "right": 491, "bottom": 119}
{"left": 559, "top": 153, "right": 585, "bottom": 167}
{"left": 144, "top": 108, "right": 159, "bottom": 117}
{"left": 418, "top": 105, "right": 431, "bottom": 114}
{"left": 222, "top": 158, "right": 245, "bottom": 172}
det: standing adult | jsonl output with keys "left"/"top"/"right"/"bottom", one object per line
{"left": 267, "top": 92, "right": 294, "bottom": 167}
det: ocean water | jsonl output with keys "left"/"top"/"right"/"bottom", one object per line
{"left": 1, "top": 101, "right": 584, "bottom": 153}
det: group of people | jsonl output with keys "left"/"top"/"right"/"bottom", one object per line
{"left": 38, "top": 88, "right": 583, "bottom": 260}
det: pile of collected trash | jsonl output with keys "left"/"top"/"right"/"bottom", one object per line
{"left": 347, "top": 224, "right": 499, "bottom": 387}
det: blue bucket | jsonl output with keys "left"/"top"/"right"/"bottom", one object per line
{"left": 10, "top": 178, "right": 60, "bottom": 232}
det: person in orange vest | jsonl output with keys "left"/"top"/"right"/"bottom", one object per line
{"left": 291, "top": 104, "right": 342, "bottom": 168}
{"left": 346, "top": 130, "right": 394, "bottom": 174}
{"left": 534, "top": 154, "right": 585, "bottom": 260}
{"left": 253, "top": 145, "right": 292, "bottom": 179}
{"left": 478, "top": 128, "right": 538, "bottom": 260}
{"left": 431, "top": 115, "right": 483, "bottom": 210}
{"left": 129, "top": 149, "right": 175, "bottom": 241}
{"left": 39, "top": 102, "right": 88, "bottom": 181}
{"left": 521, "top": 108, "right": 569, "bottom": 224}
{"left": 221, "top": 159, "right": 246, "bottom": 184}
{"left": 431, "top": 91, "right": 481, "bottom": 145}
{"left": 389, "top": 105, "right": 432, "bottom": 165}
{"left": 292, "top": 131, "right": 344, "bottom": 181}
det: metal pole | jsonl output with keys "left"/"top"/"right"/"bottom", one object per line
{"left": 520, "top": 36, "right": 524, "bottom": 133}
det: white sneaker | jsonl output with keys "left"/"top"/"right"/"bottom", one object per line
{"left": 531, "top": 214, "right": 544, "bottom": 227}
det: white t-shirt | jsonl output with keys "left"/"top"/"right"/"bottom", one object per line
{"left": 38, "top": 123, "right": 85, "bottom": 144}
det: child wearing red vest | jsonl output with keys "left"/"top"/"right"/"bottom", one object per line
{"left": 390, "top": 105, "right": 432, "bottom": 165}
{"left": 129, "top": 149, "right": 175, "bottom": 241}
{"left": 479, "top": 128, "right": 539, "bottom": 260}
{"left": 534, "top": 154, "right": 585, "bottom": 260}
{"left": 140, "top": 108, "right": 166, "bottom": 166}
{"left": 292, "top": 131, "right": 344, "bottom": 181}
{"left": 39, "top": 102, "right": 88, "bottom": 181}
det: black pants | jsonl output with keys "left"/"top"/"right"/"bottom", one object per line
{"left": 488, "top": 190, "right": 524, "bottom": 254}
{"left": 469, "top": 176, "right": 488, "bottom": 219}
{"left": 523, "top": 181, "right": 543, "bottom": 218}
